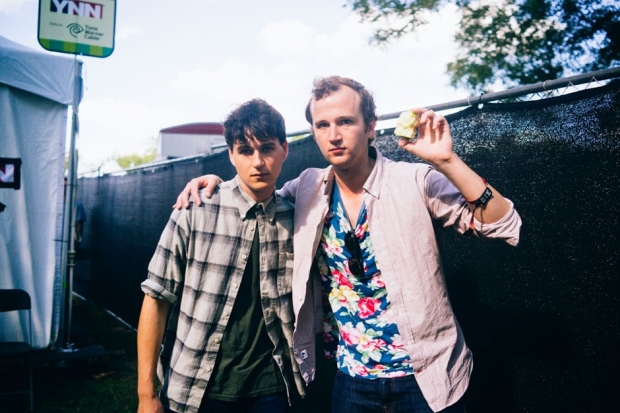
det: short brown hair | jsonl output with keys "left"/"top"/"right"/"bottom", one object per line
{"left": 305, "top": 76, "right": 378, "bottom": 133}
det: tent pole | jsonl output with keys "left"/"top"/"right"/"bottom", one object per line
{"left": 58, "top": 58, "right": 82, "bottom": 352}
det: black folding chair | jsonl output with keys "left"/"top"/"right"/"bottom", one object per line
{"left": 0, "top": 289, "right": 34, "bottom": 412}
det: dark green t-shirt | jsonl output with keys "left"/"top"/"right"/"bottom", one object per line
{"left": 206, "top": 221, "right": 285, "bottom": 401}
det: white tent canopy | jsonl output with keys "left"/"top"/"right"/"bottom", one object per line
{"left": 0, "top": 35, "right": 76, "bottom": 105}
{"left": 0, "top": 35, "right": 80, "bottom": 349}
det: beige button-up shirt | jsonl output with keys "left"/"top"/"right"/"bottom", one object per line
{"left": 280, "top": 148, "right": 521, "bottom": 412}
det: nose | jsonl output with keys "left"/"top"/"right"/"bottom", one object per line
{"left": 327, "top": 125, "right": 341, "bottom": 142}
{"left": 252, "top": 152, "right": 265, "bottom": 168}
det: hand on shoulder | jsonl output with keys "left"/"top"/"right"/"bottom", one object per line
{"left": 172, "top": 175, "right": 223, "bottom": 209}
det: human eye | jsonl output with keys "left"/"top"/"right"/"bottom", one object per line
{"left": 238, "top": 147, "right": 253, "bottom": 155}
{"left": 261, "top": 144, "right": 275, "bottom": 153}
{"left": 315, "top": 121, "right": 329, "bottom": 129}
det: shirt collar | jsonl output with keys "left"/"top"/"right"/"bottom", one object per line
{"left": 321, "top": 167, "right": 335, "bottom": 196}
{"left": 363, "top": 146, "right": 383, "bottom": 199}
{"left": 320, "top": 146, "right": 383, "bottom": 199}
{"left": 233, "top": 176, "right": 277, "bottom": 222}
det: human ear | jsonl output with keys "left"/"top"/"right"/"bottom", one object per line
{"left": 282, "top": 140, "right": 289, "bottom": 162}
{"left": 228, "top": 148, "right": 236, "bottom": 167}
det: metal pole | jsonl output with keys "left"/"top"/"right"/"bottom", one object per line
{"left": 57, "top": 58, "right": 82, "bottom": 351}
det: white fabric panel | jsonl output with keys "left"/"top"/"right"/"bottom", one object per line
{"left": 0, "top": 35, "right": 76, "bottom": 105}
{"left": 0, "top": 85, "right": 67, "bottom": 349}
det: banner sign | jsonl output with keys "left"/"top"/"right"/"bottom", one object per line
{"left": 0, "top": 158, "right": 22, "bottom": 190}
{"left": 38, "top": 0, "right": 116, "bottom": 58}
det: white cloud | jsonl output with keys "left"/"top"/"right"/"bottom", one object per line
{"left": 170, "top": 59, "right": 311, "bottom": 131}
{"left": 169, "top": 3, "right": 464, "bottom": 134}
{"left": 311, "top": 22, "right": 369, "bottom": 60}
{"left": 258, "top": 20, "right": 315, "bottom": 57}
{"left": 172, "top": 59, "right": 305, "bottom": 103}
{"left": 180, "top": 0, "right": 217, "bottom": 4}
{"left": 77, "top": 98, "right": 186, "bottom": 171}
{"left": 115, "top": 25, "right": 140, "bottom": 41}
{"left": 0, "top": 0, "right": 31, "bottom": 14}
{"left": 256, "top": 5, "right": 459, "bottom": 69}
{"left": 258, "top": 14, "right": 376, "bottom": 61}
{"left": 3, "top": 0, "right": 466, "bottom": 170}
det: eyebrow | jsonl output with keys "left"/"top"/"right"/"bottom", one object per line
{"left": 315, "top": 115, "right": 355, "bottom": 124}
{"left": 235, "top": 143, "right": 253, "bottom": 150}
{"left": 236, "top": 140, "right": 276, "bottom": 150}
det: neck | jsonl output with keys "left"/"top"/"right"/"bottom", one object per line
{"left": 333, "top": 155, "right": 375, "bottom": 195}
{"left": 250, "top": 190, "right": 274, "bottom": 203}
{"left": 239, "top": 183, "right": 275, "bottom": 203}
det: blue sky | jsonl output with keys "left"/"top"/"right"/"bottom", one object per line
{"left": 1, "top": 0, "right": 465, "bottom": 173}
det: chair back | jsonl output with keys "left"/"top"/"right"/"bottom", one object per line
{"left": 0, "top": 288, "right": 34, "bottom": 411}
{"left": 0, "top": 289, "right": 31, "bottom": 312}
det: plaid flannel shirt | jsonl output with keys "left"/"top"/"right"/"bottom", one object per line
{"left": 142, "top": 177, "right": 303, "bottom": 413}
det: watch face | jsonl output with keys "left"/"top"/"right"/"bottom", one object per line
{"left": 479, "top": 187, "right": 493, "bottom": 206}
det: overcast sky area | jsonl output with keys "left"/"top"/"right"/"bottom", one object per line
{"left": 1, "top": 0, "right": 468, "bottom": 174}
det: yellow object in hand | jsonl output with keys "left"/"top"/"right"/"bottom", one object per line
{"left": 394, "top": 110, "right": 419, "bottom": 139}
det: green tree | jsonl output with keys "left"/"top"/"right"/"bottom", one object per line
{"left": 348, "top": 0, "right": 620, "bottom": 92}
{"left": 114, "top": 148, "right": 156, "bottom": 169}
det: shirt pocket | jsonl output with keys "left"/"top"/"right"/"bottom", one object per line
{"left": 277, "top": 252, "right": 294, "bottom": 295}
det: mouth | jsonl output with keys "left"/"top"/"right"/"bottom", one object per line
{"left": 330, "top": 147, "right": 345, "bottom": 154}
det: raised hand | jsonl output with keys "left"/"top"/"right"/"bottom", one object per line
{"left": 397, "top": 108, "right": 456, "bottom": 167}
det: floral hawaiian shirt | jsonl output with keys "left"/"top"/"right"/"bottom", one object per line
{"left": 318, "top": 184, "right": 415, "bottom": 379}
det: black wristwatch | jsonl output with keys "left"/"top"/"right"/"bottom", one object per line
{"left": 474, "top": 186, "right": 493, "bottom": 208}
{"left": 464, "top": 179, "right": 492, "bottom": 237}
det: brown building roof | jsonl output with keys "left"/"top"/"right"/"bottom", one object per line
{"left": 160, "top": 122, "right": 224, "bottom": 135}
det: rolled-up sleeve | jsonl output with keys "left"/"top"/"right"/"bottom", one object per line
{"left": 472, "top": 199, "right": 522, "bottom": 246}
{"left": 141, "top": 209, "right": 189, "bottom": 303}
{"left": 424, "top": 168, "right": 522, "bottom": 247}
{"left": 141, "top": 278, "right": 179, "bottom": 303}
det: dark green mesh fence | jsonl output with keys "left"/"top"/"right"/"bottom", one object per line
{"left": 77, "top": 80, "right": 619, "bottom": 412}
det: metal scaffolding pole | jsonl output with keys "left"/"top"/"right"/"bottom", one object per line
{"left": 57, "top": 58, "right": 83, "bottom": 351}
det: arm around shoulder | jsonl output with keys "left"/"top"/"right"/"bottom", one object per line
{"left": 173, "top": 174, "right": 224, "bottom": 209}
{"left": 277, "top": 176, "right": 301, "bottom": 204}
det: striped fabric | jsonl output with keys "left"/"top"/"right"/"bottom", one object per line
{"left": 142, "top": 177, "right": 302, "bottom": 413}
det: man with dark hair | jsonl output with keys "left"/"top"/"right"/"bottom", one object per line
{"left": 137, "top": 99, "right": 304, "bottom": 413}
{"left": 175, "top": 77, "right": 522, "bottom": 412}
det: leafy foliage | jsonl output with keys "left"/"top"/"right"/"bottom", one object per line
{"left": 347, "top": 0, "right": 620, "bottom": 92}
{"left": 349, "top": 0, "right": 447, "bottom": 43}
{"left": 114, "top": 148, "right": 156, "bottom": 169}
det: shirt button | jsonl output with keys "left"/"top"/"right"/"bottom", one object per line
{"left": 214, "top": 338, "right": 220, "bottom": 344}
{"left": 223, "top": 312, "right": 230, "bottom": 318}
{"left": 242, "top": 254, "right": 247, "bottom": 260}
{"left": 233, "top": 283, "right": 239, "bottom": 289}
{"left": 206, "top": 367, "right": 212, "bottom": 372}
